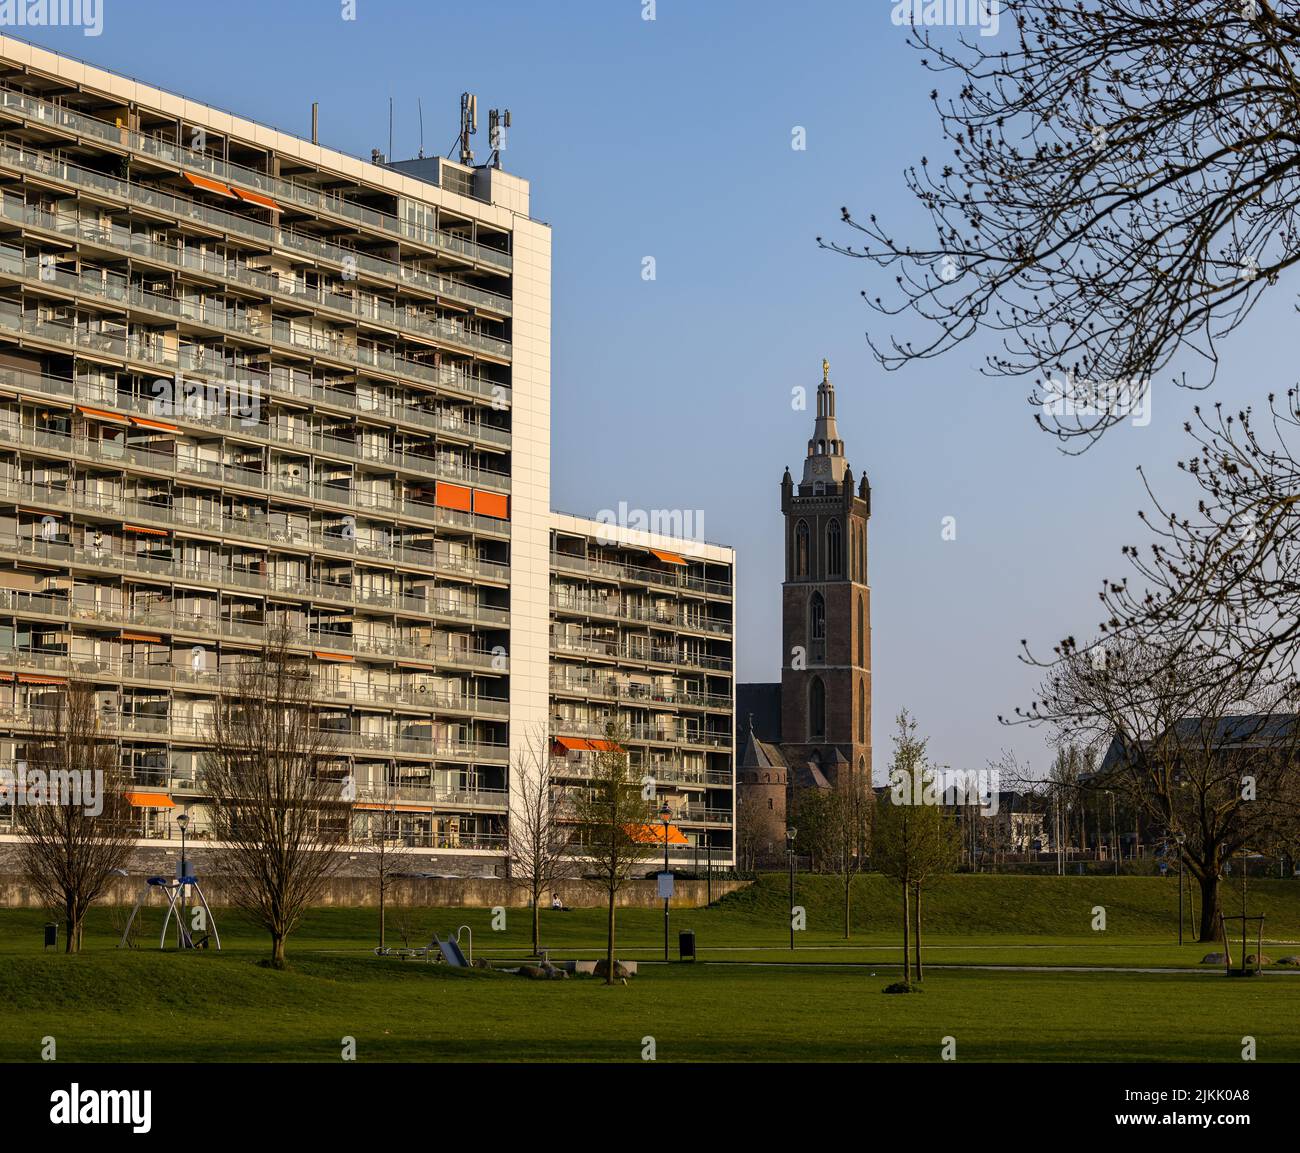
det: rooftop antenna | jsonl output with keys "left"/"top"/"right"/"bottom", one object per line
{"left": 388, "top": 96, "right": 394, "bottom": 164}
{"left": 417, "top": 97, "right": 425, "bottom": 159}
{"left": 488, "top": 108, "right": 511, "bottom": 168}
{"left": 457, "top": 92, "right": 477, "bottom": 166}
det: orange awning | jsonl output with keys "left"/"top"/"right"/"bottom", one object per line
{"left": 76, "top": 405, "right": 127, "bottom": 424}
{"left": 232, "top": 187, "right": 280, "bottom": 211}
{"left": 124, "top": 524, "right": 169, "bottom": 536}
{"left": 17, "top": 673, "right": 66, "bottom": 685}
{"left": 552, "top": 736, "right": 592, "bottom": 752}
{"left": 125, "top": 791, "right": 176, "bottom": 809}
{"left": 552, "top": 736, "right": 621, "bottom": 754}
{"left": 121, "top": 632, "right": 162, "bottom": 643}
{"left": 131, "top": 416, "right": 179, "bottom": 432}
{"left": 314, "top": 651, "right": 353, "bottom": 662}
{"left": 626, "top": 822, "right": 689, "bottom": 845}
{"left": 183, "top": 171, "right": 237, "bottom": 199}
{"left": 650, "top": 549, "right": 687, "bottom": 566}
{"left": 473, "top": 490, "right": 509, "bottom": 520}
{"left": 434, "top": 482, "right": 472, "bottom": 512}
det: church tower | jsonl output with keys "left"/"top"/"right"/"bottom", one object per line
{"left": 779, "top": 360, "right": 872, "bottom": 787}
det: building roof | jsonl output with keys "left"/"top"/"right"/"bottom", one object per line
{"left": 1096, "top": 712, "right": 1300, "bottom": 776}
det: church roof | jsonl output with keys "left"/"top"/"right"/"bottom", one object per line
{"left": 740, "top": 729, "right": 787, "bottom": 771}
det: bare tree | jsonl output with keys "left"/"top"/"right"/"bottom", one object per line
{"left": 875, "top": 712, "right": 960, "bottom": 984}
{"left": 360, "top": 781, "right": 415, "bottom": 952}
{"left": 570, "top": 722, "right": 655, "bottom": 985}
{"left": 828, "top": 765, "right": 873, "bottom": 939}
{"left": 16, "top": 681, "right": 135, "bottom": 953}
{"left": 202, "top": 630, "right": 349, "bottom": 966}
{"left": 507, "top": 724, "right": 574, "bottom": 957}
{"left": 1018, "top": 639, "right": 1300, "bottom": 940}
{"left": 734, "top": 785, "right": 765, "bottom": 873}
{"left": 823, "top": 1, "right": 1300, "bottom": 445}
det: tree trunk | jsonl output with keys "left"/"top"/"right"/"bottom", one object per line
{"left": 1198, "top": 871, "right": 1221, "bottom": 944}
{"left": 843, "top": 872, "right": 851, "bottom": 939}
{"left": 64, "top": 896, "right": 76, "bottom": 954}
{"left": 913, "top": 885, "right": 924, "bottom": 981}
{"left": 271, "top": 932, "right": 287, "bottom": 967}
{"left": 605, "top": 887, "right": 617, "bottom": 986}
{"left": 532, "top": 893, "right": 541, "bottom": 957}
{"left": 901, "top": 881, "right": 911, "bottom": 984}
{"left": 379, "top": 882, "right": 386, "bottom": 951}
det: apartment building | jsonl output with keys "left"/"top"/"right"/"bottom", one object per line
{"left": 0, "top": 37, "right": 734, "bottom": 873}
{"left": 549, "top": 513, "right": 735, "bottom": 866}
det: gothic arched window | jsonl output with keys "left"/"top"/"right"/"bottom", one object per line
{"left": 795, "top": 520, "right": 810, "bottom": 578}
{"left": 810, "top": 677, "right": 826, "bottom": 739}
{"left": 857, "top": 594, "right": 865, "bottom": 667}
{"left": 858, "top": 679, "right": 866, "bottom": 743}
{"left": 827, "top": 519, "right": 843, "bottom": 577}
{"left": 810, "top": 591, "right": 826, "bottom": 641}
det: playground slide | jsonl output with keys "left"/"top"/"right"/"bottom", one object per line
{"left": 432, "top": 934, "right": 470, "bottom": 968}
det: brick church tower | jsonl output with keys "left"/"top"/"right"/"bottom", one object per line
{"left": 778, "top": 359, "right": 872, "bottom": 787}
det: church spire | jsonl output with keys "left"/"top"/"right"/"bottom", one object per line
{"left": 802, "top": 358, "right": 849, "bottom": 485}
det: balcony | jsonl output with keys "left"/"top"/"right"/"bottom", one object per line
{"left": 0, "top": 84, "right": 515, "bottom": 280}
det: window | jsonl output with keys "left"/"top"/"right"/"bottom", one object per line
{"left": 794, "top": 519, "right": 809, "bottom": 578}
{"left": 827, "top": 519, "right": 842, "bottom": 576}
{"left": 858, "top": 680, "right": 866, "bottom": 743}
{"left": 857, "top": 594, "right": 865, "bottom": 667}
{"left": 809, "top": 678, "right": 826, "bottom": 739}
{"left": 810, "top": 591, "right": 825, "bottom": 640}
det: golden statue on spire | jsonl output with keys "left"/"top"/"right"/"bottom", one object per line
{"left": 822, "top": 358, "right": 830, "bottom": 383}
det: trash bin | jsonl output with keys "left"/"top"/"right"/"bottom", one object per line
{"left": 678, "top": 929, "right": 695, "bottom": 962}
{"left": 43, "top": 922, "right": 57, "bottom": 949}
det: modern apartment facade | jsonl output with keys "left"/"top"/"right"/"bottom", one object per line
{"left": 0, "top": 37, "right": 734, "bottom": 873}
{"left": 549, "top": 513, "right": 735, "bottom": 866}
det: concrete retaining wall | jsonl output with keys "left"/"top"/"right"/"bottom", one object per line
{"left": 0, "top": 873, "right": 748, "bottom": 909}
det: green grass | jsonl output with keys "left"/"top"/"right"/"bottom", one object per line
{"left": 2, "top": 873, "right": 1298, "bottom": 1062}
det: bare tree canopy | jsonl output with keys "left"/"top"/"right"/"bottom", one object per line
{"left": 507, "top": 724, "right": 574, "bottom": 956}
{"left": 1018, "top": 638, "right": 1300, "bottom": 939}
{"left": 1084, "top": 396, "right": 1300, "bottom": 692}
{"left": 202, "top": 631, "right": 349, "bottom": 966}
{"left": 570, "top": 723, "right": 655, "bottom": 984}
{"left": 16, "top": 681, "right": 135, "bottom": 953}
{"left": 824, "top": 1, "right": 1300, "bottom": 443}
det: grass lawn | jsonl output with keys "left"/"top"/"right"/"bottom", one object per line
{"left": 2, "top": 873, "right": 1298, "bottom": 1062}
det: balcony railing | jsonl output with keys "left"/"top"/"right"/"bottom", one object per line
{"left": 0, "top": 432, "right": 512, "bottom": 541}
{"left": 549, "top": 550, "right": 732, "bottom": 598}
{"left": 0, "top": 84, "right": 515, "bottom": 279}
{"left": 549, "top": 592, "right": 732, "bottom": 636}
{"left": 0, "top": 135, "right": 512, "bottom": 318}
{"left": 550, "top": 635, "right": 733, "bottom": 673}
{"left": 548, "top": 673, "right": 731, "bottom": 712}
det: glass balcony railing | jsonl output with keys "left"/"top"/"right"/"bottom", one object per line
{"left": 0, "top": 416, "right": 512, "bottom": 537}
{"left": 0, "top": 86, "right": 515, "bottom": 280}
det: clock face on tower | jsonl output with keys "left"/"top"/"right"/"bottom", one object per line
{"left": 812, "top": 457, "right": 830, "bottom": 476}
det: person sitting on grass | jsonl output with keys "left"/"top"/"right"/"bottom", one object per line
{"left": 551, "top": 893, "right": 565, "bottom": 911}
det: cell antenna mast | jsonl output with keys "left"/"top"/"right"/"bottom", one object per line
{"left": 489, "top": 108, "right": 511, "bottom": 168}
{"left": 458, "top": 92, "right": 477, "bottom": 166}
{"left": 418, "top": 98, "right": 425, "bottom": 159}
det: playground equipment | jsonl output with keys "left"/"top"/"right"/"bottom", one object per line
{"left": 373, "top": 928, "right": 471, "bottom": 966}
{"left": 119, "top": 875, "right": 222, "bottom": 951}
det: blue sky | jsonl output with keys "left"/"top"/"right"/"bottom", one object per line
{"left": 17, "top": 0, "right": 1287, "bottom": 778}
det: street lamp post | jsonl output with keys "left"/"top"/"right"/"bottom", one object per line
{"left": 1176, "top": 832, "right": 1186, "bottom": 945}
{"left": 659, "top": 801, "right": 671, "bottom": 963}
{"left": 705, "top": 835, "right": 712, "bottom": 906}
{"left": 176, "top": 811, "right": 190, "bottom": 948}
{"left": 1107, "top": 790, "right": 1118, "bottom": 876}
{"left": 786, "top": 825, "right": 797, "bottom": 951}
